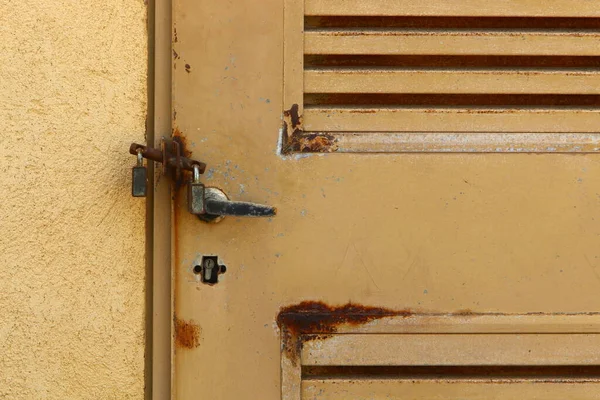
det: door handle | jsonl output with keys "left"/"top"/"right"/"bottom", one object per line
{"left": 188, "top": 164, "right": 276, "bottom": 223}
{"left": 129, "top": 138, "right": 276, "bottom": 223}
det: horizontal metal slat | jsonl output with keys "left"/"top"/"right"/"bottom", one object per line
{"left": 303, "top": 107, "right": 600, "bottom": 132}
{"left": 305, "top": 0, "right": 600, "bottom": 17}
{"left": 301, "top": 333, "right": 600, "bottom": 366}
{"left": 302, "top": 380, "right": 600, "bottom": 400}
{"left": 304, "top": 31, "right": 600, "bottom": 56}
{"left": 304, "top": 69, "right": 600, "bottom": 94}
{"left": 323, "top": 132, "right": 600, "bottom": 153}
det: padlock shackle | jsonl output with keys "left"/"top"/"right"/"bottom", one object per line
{"left": 192, "top": 164, "right": 201, "bottom": 182}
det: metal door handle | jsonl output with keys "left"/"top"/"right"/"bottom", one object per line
{"left": 195, "top": 185, "right": 277, "bottom": 223}
{"left": 188, "top": 165, "right": 276, "bottom": 223}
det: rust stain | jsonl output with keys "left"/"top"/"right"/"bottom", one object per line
{"left": 281, "top": 104, "right": 302, "bottom": 153}
{"left": 277, "top": 301, "right": 410, "bottom": 364}
{"left": 282, "top": 104, "right": 338, "bottom": 153}
{"left": 185, "top": 64, "right": 191, "bottom": 73}
{"left": 173, "top": 27, "right": 178, "bottom": 43}
{"left": 172, "top": 183, "right": 186, "bottom": 334}
{"left": 172, "top": 127, "right": 192, "bottom": 157}
{"left": 174, "top": 316, "right": 201, "bottom": 349}
{"left": 349, "top": 109, "right": 377, "bottom": 114}
{"left": 170, "top": 127, "right": 196, "bottom": 353}
{"left": 284, "top": 104, "right": 302, "bottom": 129}
{"left": 453, "top": 309, "right": 476, "bottom": 316}
{"left": 290, "top": 133, "right": 338, "bottom": 153}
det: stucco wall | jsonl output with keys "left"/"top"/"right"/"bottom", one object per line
{"left": 0, "top": 1, "right": 147, "bottom": 398}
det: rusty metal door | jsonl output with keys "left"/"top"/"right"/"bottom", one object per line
{"left": 170, "top": 1, "right": 600, "bottom": 399}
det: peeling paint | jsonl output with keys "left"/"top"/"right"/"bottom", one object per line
{"left": 281, "top": 104, "right": 338, "bottom": 154}
{"left": 292, "top": 133, "right": 338, "bottom": 153}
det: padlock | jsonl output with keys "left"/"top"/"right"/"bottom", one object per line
{"left": 132, "top": 149, "right": 147, "bottom": 197}
{"left": 187, "top": 164, "right": 205, "bottom": 214}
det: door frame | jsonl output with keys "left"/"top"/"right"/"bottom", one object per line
{"left": 150, "top": 0, "right": 173, "bottom": 398}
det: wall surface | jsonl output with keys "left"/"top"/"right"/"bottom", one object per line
{"left": 0, "top": 0, "right": 148, "bottom": 398}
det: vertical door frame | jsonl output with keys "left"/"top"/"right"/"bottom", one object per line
{"left": 149, "top": 0, "right": 173, "bottom": 398}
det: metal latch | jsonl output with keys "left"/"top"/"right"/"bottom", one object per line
{"left": 129, "top": 138, "right": 276, "bottom": 222}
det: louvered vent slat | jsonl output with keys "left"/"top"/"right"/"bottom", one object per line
{"left": 303, "top": 380, "right": 600, "bottom": 400}
{"left": 282, "top": 1, "right": 600, "bottom": 152}
{"left": 304, "top": 0, "right": 600, "bottom": 17}
{"left": 304, "top": 70, "right": 600, "bottom": 94}
{"left": 305, "top": 31, "right": 600, "bottom": 56}
{"left": 303, "top": 108, "right": 600, "bottom": 133}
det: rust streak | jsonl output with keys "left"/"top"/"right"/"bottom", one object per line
{"left": 174, "top": 317, "right": 201, "bottom": 349}
{"left": 277, "top": 301, "right": 409, "bottom": 364}
{"left": 172, "top": 127, "right": 192, "bottom": 157}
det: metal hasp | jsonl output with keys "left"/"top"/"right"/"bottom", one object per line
{"left": 129, "top": 138, "right": 276, "bottom": 222}
{"left": 129, "top": 137, "right": 207, "bottom": 185}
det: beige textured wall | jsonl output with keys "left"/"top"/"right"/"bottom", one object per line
{"left": 0, "top": 0, "right": 148, "bottom": 399}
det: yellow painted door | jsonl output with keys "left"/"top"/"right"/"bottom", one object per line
{"left": 171, "top": 1, "right": 600, "bottom": 399}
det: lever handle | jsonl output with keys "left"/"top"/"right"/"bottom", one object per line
{"left": 192, "top": 186, "right": 276, "bottom": 223}
{"left": 205, "top": 188, "right": 277, "bottom": 217}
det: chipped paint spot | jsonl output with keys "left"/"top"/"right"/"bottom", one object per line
{"left": 281, "top": 104, "right": 302, "bottom": 153}
{"left": 174, "top": 317, "right": 201, "bottom": 349}
{"left": 292, "top": 133, "right": 338, "bottom": 153}
{"left": 281, "top": 105, "right": 338, "bottom": 154}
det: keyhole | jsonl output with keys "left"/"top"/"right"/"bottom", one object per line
{"left": 203, "top": 258, "right": 215, "bottom": 281}
{"left": 194, "top": 256, "right": 226, "bottom": 285}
